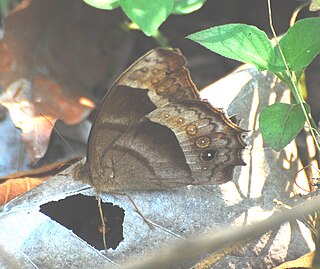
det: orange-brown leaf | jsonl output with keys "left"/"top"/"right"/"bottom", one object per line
{"left": 273, "top": 251, "right": 313, "bottom": 268}
{"left": 0, "top": 158, "right": 80, "bottom": 205}
{"left": 0, "top": 0, "right": 130, "bottom": 163}
{"left": 0, "top": 177, "right": 45, "bottom": 205}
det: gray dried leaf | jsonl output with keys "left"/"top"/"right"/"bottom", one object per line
{"left": 0, "top": 64, "right": 313, "bottom": 269}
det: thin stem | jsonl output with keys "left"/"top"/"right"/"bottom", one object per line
{"left": 151, "top": 30, "right": 169, "bottom": 47}
{"left": 267, "top": 0, "right": 320, "bottom": 153}
{"left": 126, "top": 22, "right": 169, "bottom": 47}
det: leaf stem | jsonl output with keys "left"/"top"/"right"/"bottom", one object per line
{"left": 152, "top": 30, "right": 170, "bottom": 47}
{"left": 267, "top": 0, "right": 320, "bottom": 153}
{"left": 125, "top": 22, "right": 169, "bottom": 47}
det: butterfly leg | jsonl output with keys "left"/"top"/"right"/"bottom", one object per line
{"left": 97, "top": 191, "right": 108, "bottom": 251}
{"left": 109, "top": 191, "right": 155, "bottom": 230}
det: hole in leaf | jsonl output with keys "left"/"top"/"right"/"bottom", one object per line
{"left": 40, "top": 194, "right": 124, "bottom": 250}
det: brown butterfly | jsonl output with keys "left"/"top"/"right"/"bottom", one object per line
{"left": 73, "top": 48, "right": 246, "bottom": 191}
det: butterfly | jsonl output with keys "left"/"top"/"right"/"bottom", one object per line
{"left": 73, "top": 48, "right": 246, "bottom": 191}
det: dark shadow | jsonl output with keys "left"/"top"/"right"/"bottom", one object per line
{"left": 40, "top": 194, "right": 124, "bottom": 250}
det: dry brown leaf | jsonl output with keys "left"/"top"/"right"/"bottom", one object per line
{"left": 0, "top": 0, "right": 133, "bottom": 164}
{"left": 0, "top": 157, "right": 80, "bottom": 205}
{"left": 273, "top": 251, "right": 313, "bottom": 268}
{"left": 0, "top": 177, "right": 45, "bottom": 205}
{"left": 0, "top": 77, "right": 92, "bottom": 163}
{"left": 0, "top": 157, "right": 80, "bottom": 182}
{"left": 0, "top": 64, "right": 314, "bottom": 269}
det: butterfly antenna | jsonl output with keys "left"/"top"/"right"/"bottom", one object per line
{"left": 40, "top": 114, "right": 83, "bottom": 163}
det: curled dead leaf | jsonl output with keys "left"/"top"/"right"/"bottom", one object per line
{"left": 0, "top": 177, "right": 45, "bottom": 206}
{"left": 0, "top": 157, "right": 80, "bottom": 205}
{"left": 0, "top": 77, "right": 92, "bottom": 163}
{"left": 0, "top": 0, "right": 133, "bottom": 164}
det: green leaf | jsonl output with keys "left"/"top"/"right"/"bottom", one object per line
{"left": 187, "top": 24, "right": 274, "bottom": 70}
{"left": 120, "top": 0, "right": 174, "bottom": 36}
{"left": 83, "top": 0, "right": 120, "bottom": 10}
{"left": 271, "top": 18, "right": 320, "bottom": 71}
{"left": 259, "top": 103, "right": 309, "bottom": 151}
{"left": 0, "top": 0, "right": 8, "bottom": 17}
{"left": 172, "top": 0, "right": 206, "bottom": 14}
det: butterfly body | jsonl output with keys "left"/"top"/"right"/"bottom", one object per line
{"left": 73, "top": 48, "right": 246, "bottom": 191}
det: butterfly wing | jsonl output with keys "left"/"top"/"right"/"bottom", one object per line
{"left": 74, "top": 48, "right": 245, "bottom": 190}
{"left": 87, "top": 99, "right": 245, "bottom": 191}
{"left": 82, "top": 48, "right": 201, "bottom": 184}
{"left": 117, "top": 48, "right": 201, "bottom": 107}
{"left": 87, "top": 116, "right": 194, "bottom": 191}
{"left": 146, "top": 100, "right": 246, "bottom": 185}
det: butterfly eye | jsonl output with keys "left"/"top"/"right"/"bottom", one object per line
{"left": 200, "top": 149, "right": 216, "bottom": 162}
